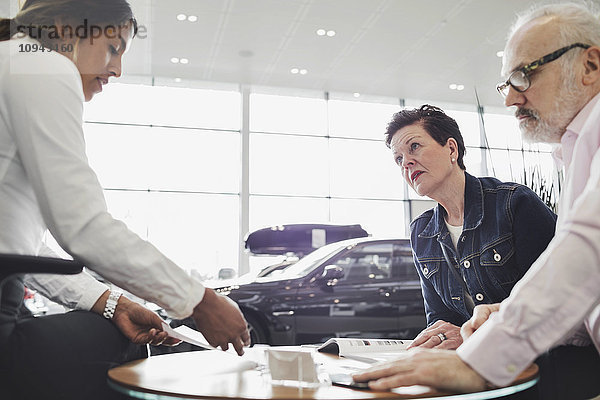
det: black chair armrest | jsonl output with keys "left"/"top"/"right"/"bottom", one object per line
{"left": 0, "top": 254, "right": 84, "bottom": 285}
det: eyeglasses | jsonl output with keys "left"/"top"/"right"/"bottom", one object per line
{"left": 496, "top": 43, "right": 591, "bottom": 97}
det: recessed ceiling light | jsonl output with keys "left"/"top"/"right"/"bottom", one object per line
{"left": 317, "top": 28, "right": 336, "bottom": 37}
{"left": 187, "top": 15, "right": 198, "bottom": 22}
{"left": 353, "top": 92, "right": 360, "bottom": 98}
{"left": 299, "top": 69, "right": 308, "bottom": 75}
{"left": 448, "top": 83, "right": 465, "bottom": 91}
{"left": 176, "top": 14, "right": 187, "bottom": 21}
{"left": 170, "top": 57, "right": 180, "bottom": 63}
{"left": 496, "top": 50, "right": 504, "bottom": 58}
{"left": 174, "top": 78, "right": 182, "bottom": 83}
{"left": 179, "top": 58, "right": 189, "bottom": 64}
{"left": 290, "top": 68, "right": 299, "bottom": 74}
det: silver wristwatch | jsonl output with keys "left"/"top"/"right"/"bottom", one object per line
{"left": 103, "top": 290, "right": 122, "bottom": 319}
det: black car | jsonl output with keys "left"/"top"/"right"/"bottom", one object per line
{"left": 255, "top": 258, "right": 297, "bottom": 278}
{"left": 213, "top": 237, "right": 426, "bottom": 345}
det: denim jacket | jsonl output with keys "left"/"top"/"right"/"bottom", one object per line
{"left": 410, "top": 172, "right": 557, "bottom": 327}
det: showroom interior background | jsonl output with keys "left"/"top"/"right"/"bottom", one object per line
{"left": 41, "top": 79, "right": 557, "bottom": 278}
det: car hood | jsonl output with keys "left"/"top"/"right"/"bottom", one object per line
{"left": 207, "top": 273, "right": 299, "bottom": 290}
{"left": 203, "top": 274, "right": 256, "bottom": 289}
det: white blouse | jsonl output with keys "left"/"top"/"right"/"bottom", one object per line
{"left": 0, "top": 35, "right": 204, "bottom": 318}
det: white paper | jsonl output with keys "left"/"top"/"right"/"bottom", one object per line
{"left": 161, "top": 321, "right": 216, "bottom": 350}
{"left": 342, "top": 351, "right": 408, "bottom": 364}
{"left": 159, "top": 322, "right": 261, "bottom": 373}
{"left": 317, "top": 337, "right": 412, "bottom": 364}
{"left": 319, "top": 337, "right": 412, "bottom": 355}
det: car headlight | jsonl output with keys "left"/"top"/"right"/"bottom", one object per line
{"left": 215, "top": 285, "right": 239, "bottom": 296}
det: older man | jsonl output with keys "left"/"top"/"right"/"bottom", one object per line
{"left": 354, "top": 3, "right": 600, "bottom": 399}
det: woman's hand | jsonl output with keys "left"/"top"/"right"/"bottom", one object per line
{"left": 92, "top": 290, "right": 181, "bottom": 346}
{"left": 352, "top": 348, "right": 487, "bottom": 392}
{"left": 407, "top": 320, "right": 462, "bottom": 350}
{"left": 461, "top": 303, "right": 500, "bottom": 340}
{"left": 112, "top": 295, "right": 181, "bottom": 346}
{"left": 191, "top": 288, "right": 250, "bottom": 355}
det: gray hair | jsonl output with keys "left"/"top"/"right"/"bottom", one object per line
{"left": 509, "top": 2, "right": 600, "bottom": 68}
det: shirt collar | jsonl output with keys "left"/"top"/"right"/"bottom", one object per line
{"left": 567, "top": 91, "right": 600, "bottom": 136}
{"left": 554, "top": 92, "right": 600, "bottom": 168}
{"left": 419, "top": 172, "right": 483, "bottom": 238}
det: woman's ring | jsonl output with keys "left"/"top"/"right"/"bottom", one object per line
{"left": 437, "top": 332, "right": 447, "bottom": 342}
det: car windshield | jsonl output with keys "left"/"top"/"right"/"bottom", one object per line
{"left": 274, "top": 240, "right": 356, "bottom": 279}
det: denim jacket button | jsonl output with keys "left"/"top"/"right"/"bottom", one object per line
{"left": 463, "top": 260, "right": 471, "bottom": 268}
{"left": 423, "top": 267, "right": 429, "bottom": 275}
{"left": 494, "top": 253, "right": 501, "bottom": 262}
{"left": 475, "top": 293, "right": 484, "bottom": 301}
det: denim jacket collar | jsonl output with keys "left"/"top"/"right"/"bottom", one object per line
{"left": 418, "top": 172, "right": 484, "bottom": 239}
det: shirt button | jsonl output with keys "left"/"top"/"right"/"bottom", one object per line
{"left": 423, "top": 267, "right": 429, "bottom": 275}
{"left": 494, "top": 252, "right": 501, "bottom": 262}
{"left": 463, "top": 260, "right": 471, "bottom": 268}
{"left": 461, "top": 236, "right": 466, "bottom": 242}
{"left": 506, "top": 364, "right": 517, "bottom": 373}
{"left": 475, "top": 293, "right": 484, "bottom": 301}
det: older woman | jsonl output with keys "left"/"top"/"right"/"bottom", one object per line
{"left": 386, "top": 105, "right": 556, "bottom": 349}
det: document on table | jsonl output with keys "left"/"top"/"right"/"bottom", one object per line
{"left": 160, "top": 321, "right": 216, "bottom": 350}
{"left": 317, "top": 337, "right": 412, "bottom": 364}
{"left": 160, "top": 322, "right": 260, "bottom": 371}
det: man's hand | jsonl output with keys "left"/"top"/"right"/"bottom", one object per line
{"left": 407, "top": 320, "right": 462, "bottom": 350}
{"left": 352, "top": 348, "right": 487, "bottom": 392}
{"left": 461, "top": 303, "right": 500, "bottom": 340}
{"left": 191, "top": 288, "right": 250, "bottom": 355}
{"left": 111, "top": 296, "right": 181, "bottom": 346}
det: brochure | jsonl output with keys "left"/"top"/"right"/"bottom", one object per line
{"left": 317, "top": 338, "right": 412, "bottom": 364}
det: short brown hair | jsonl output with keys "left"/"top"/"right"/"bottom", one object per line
{"left": 384, "top": 104, "right": 466, "bottom": 170}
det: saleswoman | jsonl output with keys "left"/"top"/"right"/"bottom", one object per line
{"left": 0, "top": 1, "right": 249, "bottom": 399}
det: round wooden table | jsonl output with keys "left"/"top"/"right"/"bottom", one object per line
{"left": 108, "top": 348, "right": 538, "bottom": 400}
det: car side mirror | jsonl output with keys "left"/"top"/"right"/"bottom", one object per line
{"left": 320, "top": 265, "right": 344, "bottom": 281}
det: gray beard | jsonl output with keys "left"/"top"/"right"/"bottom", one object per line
{"left": 519, "top": 74, "right": 585, "bottom": 144}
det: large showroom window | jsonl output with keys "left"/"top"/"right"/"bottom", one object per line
{"left": 46, "top": 79, "right": 557, "bottom": 279}
{"left": 79, "top": 81, "right": 242, "bottom": 280}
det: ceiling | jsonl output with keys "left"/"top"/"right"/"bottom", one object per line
{"left": 5, "top": 0, "right": 598, "bottom": 108}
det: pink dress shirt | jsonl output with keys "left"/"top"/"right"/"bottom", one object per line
{"left": 456, "top": 92, "right": 600, "bottom": 386}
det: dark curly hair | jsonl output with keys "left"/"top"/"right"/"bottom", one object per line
{"left": 384, "top": 104, "right": 466, "bottom": 170}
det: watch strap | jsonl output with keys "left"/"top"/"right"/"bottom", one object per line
{"left": 103, "top": 290, "right": 122, "bottom": 319}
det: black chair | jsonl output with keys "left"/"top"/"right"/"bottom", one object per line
{"left": 0, "top": 254, "right": 84, "bottom": 396}
{"left": 0, "top": 254, "right": 84, "bottom": 300}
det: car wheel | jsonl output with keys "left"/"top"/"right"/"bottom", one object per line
{"left": 246, "top": 315, "right": 268, "bottom": 345}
